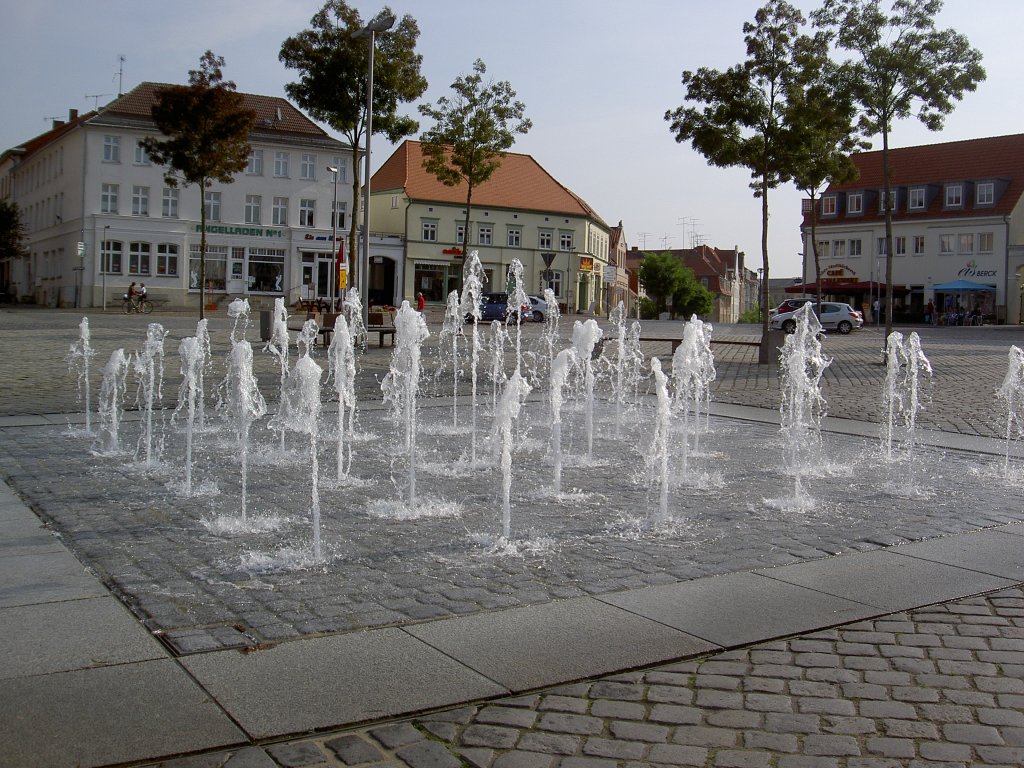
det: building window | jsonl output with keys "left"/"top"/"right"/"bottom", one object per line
{"left": 156, "top": 244, "right": 178, "bottom": 276}
{"left": 895, "top": 236, "right": 906, "bottom": 256}
{"left": 979, "top": 232, "right": 994, "bottom": 253}
{"left": 246, "top": 149, "right": 263, "bottom": 175}
{"left": 541, "top": 270, "right": 563, "bottom": 298}
{"left": 101, "top": 240, "right": 122, "bottom": 273}
{"left": 848, "top": 239, "right": 862, "bottom": 257}
{"left": 539, "top": 230, "right": 553, "bottom": 250}
{"left": 391, "top": 195, "right": 400, "bottom": 209}
{"left": 189, "top": 244, "right": 227, "bottom": 291}
{"left": 332, "top": 201, "right": 346, "bottom": 229}
{"left": 422, "top": 221, "right": 438, "bottom": 242}
{"left": 945, "top": 184, "right": 963, "bottom": 208}
{"left": 300, "top": 154, "right": 316, "bottom": 180}
{"left": 821, "top": 196, "right": 837, "bottom": 215}
{"left": 959, "top": 233, "right": 974, "bottom": 253}
{"left": 833, "top": 240, "right": 846, "bottom": 258}
{"left": 332, "top": 157, "right": 347, "bottom": 183}
{"left": 939, "top": 234, "right": 955, "bottom": 254}
{"left": 131, "top": 186, "right": 149, "bottom": 216}
{"left": 848, "top": 193, "right": 863, "bottom": 214}
{"left": 909, "top": 187, "right": 926, "bottom": 210}
{"left": 478, "top": 225, "right": 492, "bottom": 246}
{"left": 977, "top": 182, "right": 994, "bottom": 206}
{"left": 100, "top": 183, "right": 119, "bottom": 213}
{"left": 134, "top": 141, "right": 150, "bottom": 165}
{"left": 274, "top": 151, "right": 289, "bottom": 177}
{"left": 879, "top": 190, "right": 897, "bottom": 212}
{"left": 245, "top": 195, "right": 262, "bottom": 225}
{"left": 913, "top": 235, "right": 926, "bottom": 255}
{"left": 877, "top": 238, "right": 887, "bottom": 256}
{"left": 248, "top": 247, "right": 286, "bottom": 293}
{"left": 128, "top": 242, "right": 151, "bottom": 275}
{"left": 161, "top": 187, "right": 178, "bottom": 218}
{"left": 205, "top": 190, "right": 221, "bottom": 222}
{"left": 455, "top": 223, "right": 465, "bottom": 244}
{"left": 272, "top": 197, "right": 288, "bottom": 227}
{"left": 507, "top": 227, "right": 522, "bottom": 248}
{"left": 816, "top": 241, "right": 830, "bottom": 258}
{"left": 559, "top": 231, "right": 574, "bottom": 251}
{"left": 299, "top": 199, "right": 315, "bottom": 227}
{"left": 103, "top": 135, "right": 120, "bottom": 163}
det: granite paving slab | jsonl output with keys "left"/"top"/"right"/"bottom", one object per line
{"left": 0, "top": 659, "right": 245, "bottom": 768}
{"left": 404, "top": 596, "right": 718, "bottom": 692}
{"left": 755, "top": 547, "right": 1017, "bottom": 611}
{"left": 598, "top": 570, "right": 881, "bottom": 647}
{"left": 893, "top": 526, "right": 1024, "bottom": 579}
{"left": 0, "top": 549, "right": 107, "bottom": 608}
{"left": 181, "top": 627, "right": 509, "bottom": 739}
{"left": 0, "top": 512, "right": 65, "bottom": 556}
{"left": 0, "top": 595, "right": 166, "bottom": 679}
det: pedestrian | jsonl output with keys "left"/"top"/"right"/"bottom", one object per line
{"left": 416, "top": 292, "right": 425, "bottom": 312}
{"left": 139, "top": 282, "right": 147, "bottom": 300}
{"left": 925, "top": 299, "right": 934, "bottom": 325}
{"left": 872, "top": 297, "right": 879, "bottom": 323}
{"left": 127, "top": 281, "right": 138, "bottom": 300}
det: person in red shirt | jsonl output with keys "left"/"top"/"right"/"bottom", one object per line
{"left": 416, "top": 292, "right": 425, "bottom": 311}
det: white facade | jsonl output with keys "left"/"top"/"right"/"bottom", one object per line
{"left": 2, "top": 86, "right": 354, "bottom": 310}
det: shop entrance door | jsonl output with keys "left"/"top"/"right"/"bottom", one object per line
{"left": 316, "top": 258, "right": 333, "bottom": 303}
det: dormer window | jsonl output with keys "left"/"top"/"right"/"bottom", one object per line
{"left": 821, "top": 195, "right": 837, "bottom": 216}
{"left": 977, "top": 181, "right": 995, "bottom": 206}
{"left": 879, "top": 189, "right": 897, "bottom": 212}
{"left": 847, "top": 193, "right": 863, "bottom": 214}
{"left": 945, "top": 184, "right": 963, "bottom": 208}
{"left": 909, "top": 187, "right": 926, "bottom": 210}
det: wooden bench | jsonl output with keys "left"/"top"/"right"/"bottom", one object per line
{"left": 367, "top": 310, "right": 396, "bottom": 347}
{"left": 318, "top": 313, "right": 338, "bottom": 346}
{"left": 636, "top": 337, "right": 763, "bottom": 353}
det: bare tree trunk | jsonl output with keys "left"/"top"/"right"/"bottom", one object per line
{"left": 348, "top": 144, "right": 361, "bottom": 297}
{"left": 758, "top": 179, "right": 772, "bottom": 364}
{"left": 882, "top": 124, "right": 894, "bottom": 352}
{"left": 810, "top": 193, "right": 822, "bottom": 313}
{"left": 199, "top": 179, "right": 207, "bottom": 321}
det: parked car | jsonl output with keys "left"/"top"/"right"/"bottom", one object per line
{"left": 465, "top": 292, "right": 529, "bottom": 323}
{"left": 770, "top": 302, "right": 863, "bottom": 334}
{"left": 527, "top": 295, "right": 548, "bottom": 322}
{"left": 768, "top": 297, "right": 814, "bottom": 317}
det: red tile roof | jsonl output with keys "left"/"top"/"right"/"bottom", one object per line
{"left": 805, "top": 133, "right": 1024, "bottom": 226}
{"left": 373, "top": 140, "right": 608, "bottom": 226}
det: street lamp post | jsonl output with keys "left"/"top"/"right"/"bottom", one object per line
{"left": 101, "top": 224, "right": 110, "bottom": 311}
{"left": 327, "top": 166, "right": 339, "bottom": 311}
{"left": 356, "top": 12, "right": 396, "bottom": 322}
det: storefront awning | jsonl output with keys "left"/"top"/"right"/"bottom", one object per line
{"left": 932, "top": 279, "right": 995, "bottom": 292}
{"left": 786, "top": 281, "right": 909, "bottom": 296}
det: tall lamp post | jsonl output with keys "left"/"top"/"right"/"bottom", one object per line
{"left": 101, "top": 224, "right": 110, "bottom": 312}
{"left": 327, "top": 165, "right": 340, "bottom": 311}
{"left": 356, "top": 12, "right": 396, "bottom": 322}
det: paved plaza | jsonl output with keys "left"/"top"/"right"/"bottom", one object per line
{"left": 3, "top": 306, "right": 1024, "bottom": 767}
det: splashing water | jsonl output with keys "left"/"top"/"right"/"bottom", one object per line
{"left": 195, "top": 319, "right": 212, "bottom": 431}
{"left": 489, "top": 320, "right": 510, "bottom": 414}
{"left": 493, "top": 370, "right": 532, "bottom": 540}
{"left": 609, "top": 302, "right": 628, "bottom": 438}
{"left": 439, "top": 289, "right": 464, "bottom": 427}
{"left": 507, "top": 258, "right": 530, "bottom": 371}
{"left": 381, "top": 302, "right": 429, "bottom": 506}
{"left": 649, "top": 357, "right": 672, "bottom": 522}
{"left": 882, "top": 331, "right": 933, "bottom": 465}
{"left": 998, "top": 345, "right": 1024, "bottom": 477}
{"left": 264, "top": 297, "right": 291, "bottom": 453}
{"left": 343, "top": 287, "right": 366, "bottom": 350}
{"left": 93, "top": 349, "right": 129, "bottom": 455}
{"left": 280, "top": 348, "right": 325, "bottom": 561}
{"left": 778, "top": 304, "right": 830, "bottom": 510}
{"left": 133, "top": 323, "right": 168, "bottom": 467}
{"left": 66, "top": 316, "right": 95, "bottom": 433}
{"left": 671, "top": 316, "right": 716, "bottom": 475}
{"left": 461, "top": 252, "right": 485, "bottom": 465}
{"left": 221, "top": 339, "right": 267, "bottom": 521}
{"left": 327, "top": 314, "right": 356, "bottom": 481}
{"left": 550, "top": 348, "right": 577, "bottom": 495}
{"left": 174, "top": 336, "right": 203, "bottom": 495}
{"left": 227, "top": 298, "right": 251, "bottom": 343}
{"left": 571, "top": 319, "right": 604, "bottom": 459}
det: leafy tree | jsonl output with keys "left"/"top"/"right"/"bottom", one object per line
{"left": 418, "top": 59, "right": 532, "bottom": 258}
{"left": 673, "top": 266, "right": 716, "bottom": 320}
{"left": 666, "top": 0, "right": 819, "bottom": 362}
{"left": 812, "top": 0, "right": 985, "bottom": 344}
{"left": 280, "top": 2, "right": 427, "bottom": 295}
{"left": 140, "top": 51, "right": 255, "bottom": 319}
{"left": 786, "top": 50, "right": 864, "bottom": 313}
{"left": 637, "top": 251, "right": 686, "bottom": 316}
{"left": 0, "top": 197, "right": 28, "bottom": 268}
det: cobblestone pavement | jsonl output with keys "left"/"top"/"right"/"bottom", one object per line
{"left": 149, "top": 587, "right": 1024, "bottom": 768}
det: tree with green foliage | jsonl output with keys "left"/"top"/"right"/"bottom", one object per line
{"left": 418, "top": 59, "right": 532, "bottom": 259}
{"left": 280, "top": 2, "right": 427, "bottom": 295}
{"left": 141, "top": 51, "right": 255, "bottom": 319}
{"left": 0, "top": 197, "right": 28, "bottom": 267}
{"left": 673, "top": 268, "right": 716, "bottom": 320}
{"left": 786, "top": 48, "right": 865, "bottom": 314}
{"left": 666, "top": 0, "right": 822, "bottom": 362}
{"left": 637, "top": 251, "right": 685, "bottom": 317}
{"left": 812, "top": 0, "right": 985, "bottom": 345}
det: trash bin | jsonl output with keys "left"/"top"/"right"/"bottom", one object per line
{"left": 259, "top": 310, "right": 272, "bottom": 342}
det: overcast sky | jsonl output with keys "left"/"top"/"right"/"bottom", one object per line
{"left": 2, "top": 0, "right": 1019, "bottom": 277}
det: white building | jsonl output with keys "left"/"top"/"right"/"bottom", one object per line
{"left": 798, "top": 134, "right": 1024, "bottom": 324}
{"left": 0, "top": 82, "right": 353, "bottom": 310}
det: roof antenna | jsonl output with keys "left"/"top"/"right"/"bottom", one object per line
{"left": 86, "top": 93, "right": 113, "bottom": 109}
{"left": 115, "top": 55, "right": 126, "bottom": 97}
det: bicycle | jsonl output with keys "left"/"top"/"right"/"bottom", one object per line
{"left": 122, "top": 295, "right": 153, "bottom": 314}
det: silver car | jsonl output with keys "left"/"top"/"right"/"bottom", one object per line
{"left": 770, "top": 302, "right": 864, "bottom": 335}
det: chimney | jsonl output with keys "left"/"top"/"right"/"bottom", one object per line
{"left": 69, "top": 109, "right": 78, "bottom": 121}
